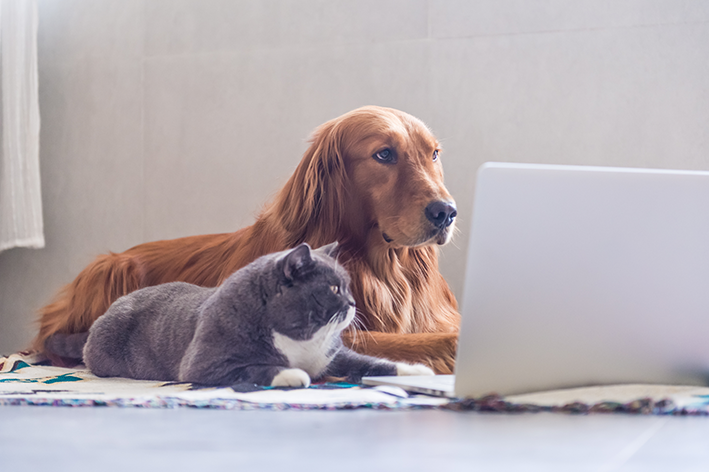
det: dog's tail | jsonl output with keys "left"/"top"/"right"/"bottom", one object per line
{"left": 33, "top": 252, "right": 143, "bottom": 357}
{"left": 43, "top": 332, "right": 90, "bottom": 360}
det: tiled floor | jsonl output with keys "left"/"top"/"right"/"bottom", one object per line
{"left": 2, "top": 407, "right": 707, "bottom": 471}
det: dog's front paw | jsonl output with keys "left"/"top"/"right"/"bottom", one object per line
{"left": 395, "top": 363, "right": 435, "bottom": 376}
{"left": 271, "top": 368, "right": 311, "bottom": 388}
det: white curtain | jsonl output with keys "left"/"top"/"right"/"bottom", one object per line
{"left": 0, "top": 0, "right": 42, "bottom": 253}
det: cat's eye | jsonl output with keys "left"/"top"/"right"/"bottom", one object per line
{"left": 330, "top": 285, "right": 339, "bottom": 294}
{"left": 433, "top": 149, "right": 440, "bottom": 162}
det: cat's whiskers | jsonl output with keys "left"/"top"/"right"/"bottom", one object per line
{"left": 323, "top": 308, "right": 353, "bottom": 353}
{"left": 342, "top": 309, "right": 366, "bottom": 347}
{"left": 351, "top": 308, "right": 365, "bottom": 327}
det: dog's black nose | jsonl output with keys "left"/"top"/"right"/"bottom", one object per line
{"left": 425, "top": 201, "right": 457, "bottom": 229}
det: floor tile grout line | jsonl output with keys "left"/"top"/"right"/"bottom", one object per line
{"left": 595, "top": 416, "right": 670, "bottom": 472}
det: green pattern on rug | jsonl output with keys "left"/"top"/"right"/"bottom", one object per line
{"left": 2, "top": 352, "right": 709, "bottom": 414}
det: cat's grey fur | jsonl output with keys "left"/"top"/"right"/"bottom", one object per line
{"left": 45, "top": 242, "right": 433, "bottom": 388}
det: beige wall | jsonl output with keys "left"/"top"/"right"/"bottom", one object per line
{"left": 1, "top": 0, "right": 708, "bottom": 354}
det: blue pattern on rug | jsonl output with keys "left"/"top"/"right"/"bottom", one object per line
{"left": 2, "top": 352, "right": 709, "bottom": 414}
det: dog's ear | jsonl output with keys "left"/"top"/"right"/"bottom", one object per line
{"left": 272, "top": 119, "right": 347, "bottom": 245}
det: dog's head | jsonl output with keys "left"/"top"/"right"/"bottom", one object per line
{"left": 278, "top": 106, "right": 456, "bottom": 249}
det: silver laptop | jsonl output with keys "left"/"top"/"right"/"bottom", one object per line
{"left": 363, "top": 162, "right": 709, "bottom": 397}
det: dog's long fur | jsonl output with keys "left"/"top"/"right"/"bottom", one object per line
{"left": 35, "top": 106, "right": 461, "bottom": 374}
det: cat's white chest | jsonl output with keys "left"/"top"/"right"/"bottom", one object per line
{"left": 272, "top": 326, "right": 339, "bottom": 379}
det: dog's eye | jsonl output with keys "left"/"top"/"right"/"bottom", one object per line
{"left": 433, "top": 150, "right": 439, "bottom": 162}
{"left": 373, "top": 149, "right": 395, "bottom": 163}
{"left": 330, "top": 285, "right": 339, "bottom": 294}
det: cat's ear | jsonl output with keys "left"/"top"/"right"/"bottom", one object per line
{"left": 283, "top": 243, "right": 313, "bottom": 280}
{"left": 315, "top": 241, "right": 340, "bottom": 259}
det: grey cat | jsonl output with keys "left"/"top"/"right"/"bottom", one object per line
{"left": 45, "top": 242, "right": 433, "bottom": 388}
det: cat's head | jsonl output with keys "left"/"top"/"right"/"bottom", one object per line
{"left": 267, "top": 242, "right": 355, "bottom": 341}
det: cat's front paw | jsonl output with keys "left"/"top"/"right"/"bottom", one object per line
{"left": 271, "top": 368, "right": 311, "bottom": 388}
{"left": 396, "top": 363, "right": 435, "bottom": 376}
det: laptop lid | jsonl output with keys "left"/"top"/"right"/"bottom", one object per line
{"left": 454, "top": 162, "right": 709, "bottom": 397}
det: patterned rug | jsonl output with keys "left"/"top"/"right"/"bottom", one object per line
{"left": 2, "top": 352, "right": 709, "bottom": 414}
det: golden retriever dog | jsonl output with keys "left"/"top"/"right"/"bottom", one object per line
{"left": 35, "top": 106, "right": 460, "bottom": 373}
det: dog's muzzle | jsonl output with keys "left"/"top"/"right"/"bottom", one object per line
{"left": 425, "top": 201, "right": 457, "bottom": 230}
